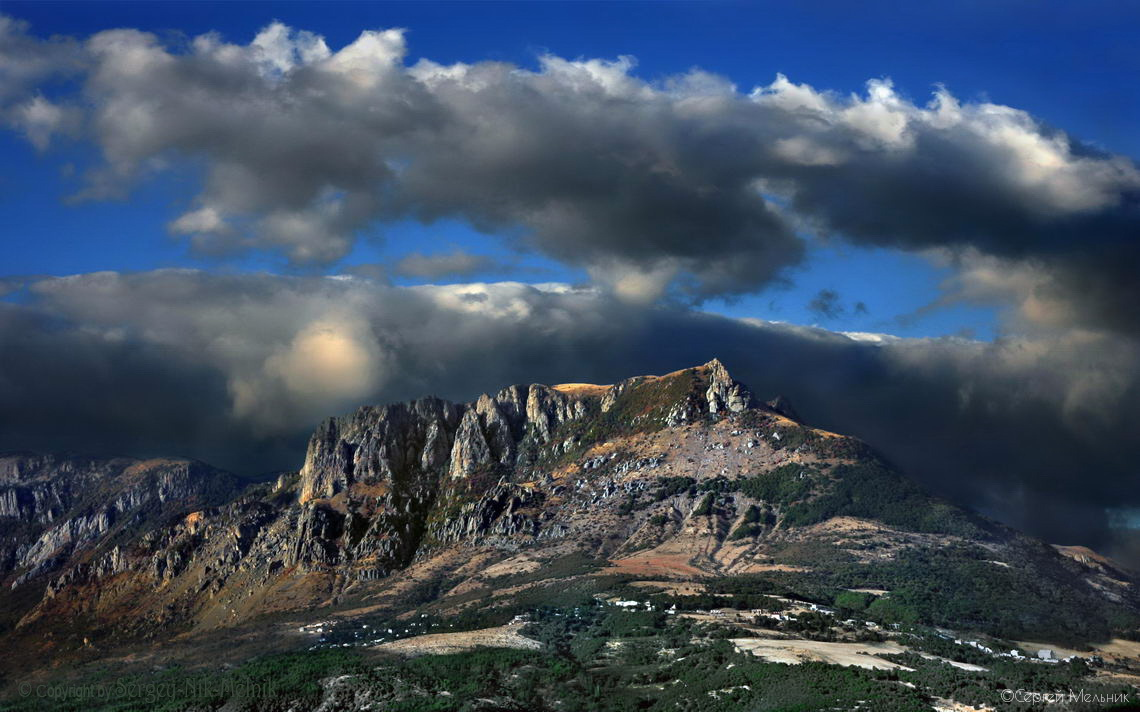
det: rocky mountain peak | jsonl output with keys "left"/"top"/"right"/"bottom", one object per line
{"left": 278, "top": 359, "right": 806, "bottom": 580}
{"left": 298, "top": 359, "right": 765, "bottom": 504}
{"left": 699, "top": 358, "right": 754, "bottom": 415}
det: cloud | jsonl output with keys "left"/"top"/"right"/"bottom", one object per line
{"left": 0, "top": 16, "right": 83, "bottom": 148}
{"left": 0, "top": 16, "right": 82, "bottom": 102}
{"left": 3, "top": 269, "right": 1140, "bottom": 563}
{"left": 255, "top": 313, "right": 388, "bottom": 430}
{"left": 0, "top": 297, "right": 257, "bottom": 469}
{"left": 393, "top": 249, "right": 501, "bottom": 280}
{"left": 808, "top": 289, "right": 843, "bottom": 319}
{"left": 806, "top": 289, "right": 868, "bottom": 321}
{"left": 8, "top": 17, "right": 1137, "bottom": 318}
{"left": 11, "top": 94, "right": 78, "bottom": 150}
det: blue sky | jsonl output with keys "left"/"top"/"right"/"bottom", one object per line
{"left": 3, "top": 0, "right": 1138, "bottom": 340}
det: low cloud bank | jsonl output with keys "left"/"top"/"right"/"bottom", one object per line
{"left": 2, "top": 271, "right": 1137, "bottom": 561}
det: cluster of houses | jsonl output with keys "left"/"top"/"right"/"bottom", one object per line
{"left": 608, "top": 598, "right": 678, "bottom": 614}
{"left": 299, "top": 612, "right": 452, "bottom": 651}
{"left": 603, "top": 596, "right": 1088, "bottom": 668}
{"left": 940, "top": 635, "right": 1081, "bottom": 664}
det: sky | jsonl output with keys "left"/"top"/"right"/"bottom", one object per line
{"left": 8, "top": 0, "right": 1140, "bottom": 337}
{"left": 2, "top": 2, "right": 1140, "bottom": 561}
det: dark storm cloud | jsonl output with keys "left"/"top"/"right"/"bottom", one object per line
{"left": 0, "top": 300, "right": 296, "bottom": 472}
{"left": 55, "top": 23, "right": 801, "bottom": 297}
{"left": 5, "top": 18, "right": 1139, "bottom": 315}
{"left": 3, "top": 270, "right": 1139, "bottom": 561}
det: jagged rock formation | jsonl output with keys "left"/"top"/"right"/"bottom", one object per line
{"left": 298, "top": 397, "right": 461, "bottom": 502}
{"left": 287, "top": 360, "right": 750, "bottom": 574}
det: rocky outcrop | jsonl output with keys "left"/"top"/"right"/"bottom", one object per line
{"left": 704, "top": 358, "right": 754, "bottom": 414}
{"left": 299, "top": 360, "right": 754, "bottom": 504}
{"left": 431, "top": 484, "right": 545, "bottom": 544}
{"left": 448, "top": 408, "right": 494, "bottom": 480}
{"left": 526, "top": 385, "right": 592, "bottom": 442}
{"left": 299, "top": 397, "right": 463, "bottom": 502}
{"left": 276, "top": 360, "right": 762, "bottom": 573}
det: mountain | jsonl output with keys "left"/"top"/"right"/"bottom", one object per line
{"left": 2, "top": 360, "right": 1138, "bottom": 710}
{"left": 0, "top": 455, "right": 241, "bottom": 631}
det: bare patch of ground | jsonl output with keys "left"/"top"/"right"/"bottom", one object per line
{"left": 1014, "top": 639, "right": 1092, "bottom": 660}
{"left": 916, "top": 654, "right": 987, "bottom": 672}
{"left": 731, "top": 636, "right": 912, "bottom": 671}
{"left": 806, "top": 516, "right": 898, "bottom": 535}
{"left": 1054, "top": 544, "right": 1121, "bottom": 571}
{"left": 1096, "top": 638, "right": 1140, "bottom": 658}
{"left": 606, "top": 553, "right": 706, "bottom": 577}
{"left": 469, "top": 553, "right": 544, "bottom": 579}
{"left": 372, "top": 620, "right": 541, "bottom": 657}
{"left": 730, "top": 562, "right": 811, "bottom": 574}
{"left": 789, "top": 516, "right": 967, "bottom": 564}
{"left": 552, "top": 383, "right": 611, "bottom": 397}
{"left": 931, "top": 698, "right": 994, "bottom": 711}
{"left": 628, "top": 580, "right": 706, "bottom": 595}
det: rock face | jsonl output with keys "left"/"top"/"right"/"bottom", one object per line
{"left": 294, "top": 360, "right": 750, "bottom": 522}
{"left": 704, "top": 358, "right": 755, "bottom": 414}
{"left": 0, "top": 454, "right": 241, "bottom": 595}
{"left": 296, "top": 382, "right": 598, "bottom": 499}
{"left": 299, "top": 397, "right": 462, "bottom": 502}
{"left": 281, "top": 363, "right": 746, "bottom": 575}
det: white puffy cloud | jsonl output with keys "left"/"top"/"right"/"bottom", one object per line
{"left": 0, "top": 17, "right": 83, "bottom": 148}
{"left": 248, "top": 21, "right": 330, "bottom": 76}
{"left": 11, "top": 94, "right": 77, "bottom": 149}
